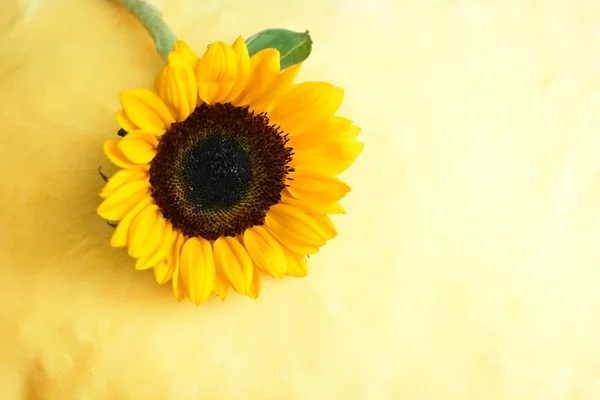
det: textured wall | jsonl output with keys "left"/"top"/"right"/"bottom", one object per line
{"left": 2, "top": 0, "right": 600, "bottom": 398}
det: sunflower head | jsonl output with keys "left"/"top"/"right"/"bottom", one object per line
{"left": 98, "top": 37, "right": 363, "bottom": 305}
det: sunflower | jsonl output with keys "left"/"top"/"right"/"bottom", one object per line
{"left": 97, "top": 37, "right": 363, "bottom": 304}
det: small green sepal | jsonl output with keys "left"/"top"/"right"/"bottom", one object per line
{"left": 98, "top": 166, "right": 109, "bottom": 182}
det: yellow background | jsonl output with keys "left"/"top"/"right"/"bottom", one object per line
{"left": 2, "top": 0, "right": 600, "bottom": 398}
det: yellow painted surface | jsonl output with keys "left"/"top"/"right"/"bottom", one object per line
{"left": 2, "top": 0, "right": 600, "bottom": 398}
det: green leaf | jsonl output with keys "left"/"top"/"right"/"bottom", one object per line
{"left": 245, "top": 28, "right": 312, "bottom": 70}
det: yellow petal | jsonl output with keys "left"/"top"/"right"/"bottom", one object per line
{"left": 269, "top": 83, "right": 344, "bottom": 133}
{"left": 265, "top": 204, "right": 326, "bottom": 254}
{"left": 288, "top": 116, "right": 354, "bottom": 145}
{"left": 170, "top": 233, "right": 187, "bottom": 301}
{"left": 247, "top": 266, "right": 261, "bottom": 299}
{"left": 127, "top": 205, "right": 165, "bottom": 259}
{"left": 283, "top": 247, "right": 308, "bottom": 277}
{"left": 224, "top": 36, "right": 251, "bottom": 102}
{"left": 100, "top": 167, "right": 148, "bottom": 199}
{"left": 135, "top": 246, "right": 165, "bottom": 271}
{"left": 153, "top": 261, "right": 174, "bottom": 284}
{"left": 167, "top": 232, "right": 185, "bottom": 271}
{"left": 155, "top": 52, "right": 198, "bottom": 121}
{"left": 233, "top": 48, "right": 280, "bottom": 106}
{"left": 196, "top": 41, "right": 237, "bottom": 104}
{"left": 104, "top": 139, "right": 138, "bottom": 169}
{"left": 250, "top": 48, "right": 281, "bottom": 86}
{"left": 155, "top": 68, "right": 169, "bottom": 107}
{"left": 291, "top": 139, "right": 364, "bottom": 176}
{"left": 250, "top": 63, "right": 302, "bottom": 113}
{"left": 243, "top": 226, "right": 286, "bottom": 278}
{"left": 110, "top": 197, "right": 153, "bottom": 247}
{"left": 120, "top": 89, "right": 174, "bottom": 134}
{"left": 179, "top": 237, "right": 216, "bottom": 305}
{"left": 213, "top": 270, "right": 230, "bottom": 301}
{"left": 172, "top": 269, "right": 187, "bottom": 301}
{"left": 340, "top": 125, "right": 362, "bottom": 141}
{"left": 287, "top": 166, "right": 351, "bottom": 204}
{"left": 97, "top": 180, "right": 150, "bottom": 221}
{"left": 117, "top": 132, "right": 158, "bottom": 164}
{"left": 115, "top": 110, "right": 138, "bottom": 132}
{"left": 280, "top": 189, "right": 345, "bottom": 215}
{"left": 173, "top": 40, "right": 199, "bottom": 70}
{"left": 159, "top": 220, "right": 177, "bottom": 257}
{"left": 308, "top": 214, "right": 337, "bottom": 241}
{"left": 135, "top": 219, "right": 175, "bottom": 270}
{"left": 213, "top": 236, "right": 253, "bottom": 294}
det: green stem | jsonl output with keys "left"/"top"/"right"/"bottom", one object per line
{"left": 114, "top": 0, "right": 177, "bottom": 61}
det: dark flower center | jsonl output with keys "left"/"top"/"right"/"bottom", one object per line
{"left": 149, "top": 103, "right": 293, "bottom": 240}
{"left": 182, "top": 135, "right": 253, "bottom": 211}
